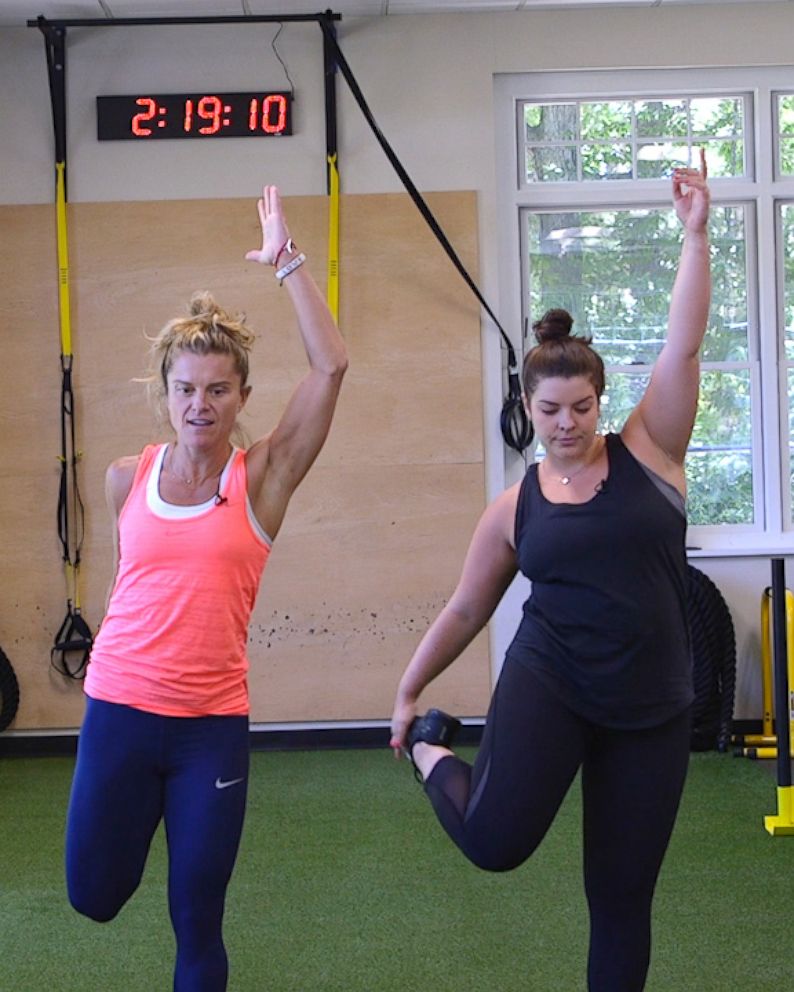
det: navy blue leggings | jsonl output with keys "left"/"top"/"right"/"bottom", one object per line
{"left": 66, "top": 698, "right": 249, "bottom": 992}
{"left": 424, "top": 658, "right": 691, "bottom": 992}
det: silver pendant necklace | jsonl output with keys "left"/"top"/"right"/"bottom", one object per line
{"left": 558, "top": 464, "right": 588, "bottom": 486}
{"left": 548, "top": 436, "right": 604, "bottom": 485}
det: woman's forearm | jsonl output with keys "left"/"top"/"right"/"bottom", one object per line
{"left": 396, "top": 603, "right": 486, "bottom": 703}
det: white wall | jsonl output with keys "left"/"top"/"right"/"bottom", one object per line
{"left": 4, "top": 1, "right": 794, "bottom": 720}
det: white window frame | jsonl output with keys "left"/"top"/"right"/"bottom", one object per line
{"left": 494, "top": 65, "right": 794, "bottom": 555}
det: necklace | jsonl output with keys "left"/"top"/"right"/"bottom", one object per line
{"left": 545, "top": 436, "right": 605, "bottom": 485}
{"left": 557, "top": 464, "right": 588, "bottom": 486}
{"left": 166, "top": 447, "right": 226, "bottom": 488}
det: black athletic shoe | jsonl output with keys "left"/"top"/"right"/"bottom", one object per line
{"left": 406, "top": 708, "right": 461, "bottom": 757}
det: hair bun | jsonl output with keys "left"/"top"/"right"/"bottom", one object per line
{"left": 532, "top": 308, "right": 573, "bottom": 344}
{"left": 188, "top": 290, "right": 219, "bottom": 318}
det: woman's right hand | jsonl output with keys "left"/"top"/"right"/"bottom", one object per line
{"left": 390, "top": 694, "right": 419, "bottom": 759}
{"left": 672, "top": 148, "right": 710, "bottom": 234}
{"left": 245, "top": 184, "right": 291, "bottom": 266}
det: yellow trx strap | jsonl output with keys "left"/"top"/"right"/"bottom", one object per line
{"left": 327, "top": 153, "right": 340, "bottom": 322}
{"left": 55, "top": 161, "right": 73, "bottom": 358}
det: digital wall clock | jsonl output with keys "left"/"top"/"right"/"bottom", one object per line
{"left": 96, "top": 92, "right": 293, "bottom": 140}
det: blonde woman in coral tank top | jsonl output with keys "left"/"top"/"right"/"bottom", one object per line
{"left": 65, "top": 185, "right": 347, "bottom": 991}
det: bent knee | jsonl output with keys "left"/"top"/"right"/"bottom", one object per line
{"left": 465, "top": 843, "right": 530, "bottom": 873}
{"left": 69, "top": 894, "right": 121, "bottom": 923}
{"left": 68, "top": 881, "right": 132, "bottom": 923}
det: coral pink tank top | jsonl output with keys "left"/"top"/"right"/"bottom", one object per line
{"left": 85, "top": 444, "right": 271, "bottom": 717}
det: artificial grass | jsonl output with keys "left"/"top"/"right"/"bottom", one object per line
{"left": 0, "top": 748, "right": 792, "bottom": 991}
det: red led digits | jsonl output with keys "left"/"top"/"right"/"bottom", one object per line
{"left": 131, "top": 97, "right": 157, "bottom": 137}
{"left": 98, "top": 91, "right": 292, "bottom": 141}
{"left": 246, "top": 95, "right": 288, "bottom": 134}
{"left": 197, "top": 95, "right": 223, "bottom": 135}
{"left": 262, "top": 94, "right": 287, "bottom": 134}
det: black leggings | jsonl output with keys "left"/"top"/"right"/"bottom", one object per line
{"left": 424, "top": 657, "right": 691, "bottom": 992}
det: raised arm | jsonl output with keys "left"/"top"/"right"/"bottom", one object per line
{"left": 390, "top": 485, "right": 520, "bottom": 754}
{"left": 245, "top": 186, "right": 348, "bottom": 537}
{"left": 623, "top": 150, "right": 711, "bottom": 472}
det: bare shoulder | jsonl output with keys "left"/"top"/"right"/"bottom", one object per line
{"left": 495, "top": 480, "right": 522, "bottom": 514}
{"left": 105, "top": 455, "right": 140, "bottom": 515}
{"left": 479, "top": 481, "right": 522, "bottom": 549}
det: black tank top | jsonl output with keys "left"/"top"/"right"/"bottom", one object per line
{"left": 508, "top": 433, "right": 693, "bottom": 729}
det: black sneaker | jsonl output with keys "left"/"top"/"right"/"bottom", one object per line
{"left": 406, "top": 708, "right": 461, "bottom": 757}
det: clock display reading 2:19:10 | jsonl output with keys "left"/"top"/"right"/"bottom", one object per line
{"left": 96, "top": 92, "right": 293, "bottom": 141}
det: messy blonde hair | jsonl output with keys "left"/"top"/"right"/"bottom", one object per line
{"left": 146, "top": 291, "right": 256, "bottom": 395}
{"left": 141, "top": 291, "right": 256, "bottom": 444}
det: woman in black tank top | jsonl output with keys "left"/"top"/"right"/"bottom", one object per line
{"left": 390, "top": 154, "right": 711, "bottom": 991}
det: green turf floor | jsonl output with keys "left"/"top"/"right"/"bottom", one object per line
{"left": 0, "top": 747, "right": 792, "bottom": 991}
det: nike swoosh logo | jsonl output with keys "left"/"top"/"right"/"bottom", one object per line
{"left": 215, "top": 776, "right": 245, "bottom": 790}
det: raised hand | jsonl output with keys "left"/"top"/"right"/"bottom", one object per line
{"left": 245, "top": 185, "right": 291, "bottom": 266}
{"left": 672, "top": 148, "right": 710, "bottom": 234}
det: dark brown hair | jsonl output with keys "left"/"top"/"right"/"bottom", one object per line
{"left": 522, "top": 308, "right": 605, "bottom": 400}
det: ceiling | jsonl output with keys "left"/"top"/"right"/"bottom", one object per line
{"left": 1, "top": 0, "right": 782, "bottom": 29}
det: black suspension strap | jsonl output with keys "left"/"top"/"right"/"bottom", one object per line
{"left": 53, "top": 347, "right": 93, "bottom": 679}
{"left": 499, "top": 319, "right": 534, "bottom": 453}
{"left": 319, "top": 18, "right": 533, "bottom": 453}
{"left": 38, "top": 17, "right": 93, "bottom": 679}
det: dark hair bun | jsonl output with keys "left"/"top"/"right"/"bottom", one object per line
{"left": 532, "top": 308, "right": 573, "bottom": 344}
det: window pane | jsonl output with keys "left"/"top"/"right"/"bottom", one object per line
{"left": 702, "top": 139, "right": 745, "bottom": 178}
{"left": 780, "top": 94, "right": 794, "bottom": 135}
{"left": 522, "top": 93, "right": 747, "bottom": 183}
{"left": 780, "top": 137, "right": 794, "bottom": 176}
{"left": 581, "top": 143, "right": 632, "bottom": 180}
{"left": 635, "top": 99, "right": 688, "bottom": 138}
{"left": 526, "top": 146, "right": 578, "bottom": 182}
{"left": 691, "top": 97, "right": 743, "bottom": 137}
{"left": 781, "top": 204, "right": 794, "bottom": 361}
{"left": 526, "top": 205, "right": 748, "bottom": 366}
{"left": 581, "top": 101, "right": 632, "bottom": 140}
{"left": 524, "top": 103, "right": 577, "bottom": 142}
{"left": 637, "top": 142, "right": 689, "bottom": 178}
{"left": 707, "top": 205, "right": 748, "bottom": 362}
{"left": 687, "top": 370, "right": 754, "bottom": 525}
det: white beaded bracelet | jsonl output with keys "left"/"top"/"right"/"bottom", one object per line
{"left": 275, "top": 252, "right": 306, "bottom": 283}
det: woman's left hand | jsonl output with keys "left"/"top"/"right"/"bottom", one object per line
{"left": 245, "top": 184, "right": 291, "bottom": 265}
{"left": 389, "top": 695, "right": 418, "bottom": 759}
{"left": 672, "top": 148, "right": 710, "bottom": 234}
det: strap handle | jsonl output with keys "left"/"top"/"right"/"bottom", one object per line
{"left": 51, "top": 600, "right": 93, "bottom": 680}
